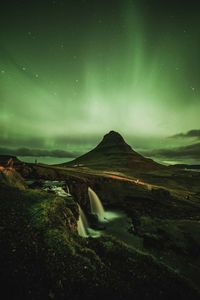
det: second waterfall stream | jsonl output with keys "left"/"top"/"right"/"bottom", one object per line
{"left": 77, "top": 204, "right": 89, "bottom": 237}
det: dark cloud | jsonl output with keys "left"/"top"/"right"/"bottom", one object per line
{"left": 170, "top": 129, "right": 200, "bottom": 139}
{"left": 0, "top": 147, "right": 80, "bottom": 158}
{"left": 0, "top": 134, "right": 98, "bottom": 149}
{"left": 0, "top": 136, "right": 46, "bottom": 148}
{"left": 145, "top": 143, "right": 200, "bottom": 159}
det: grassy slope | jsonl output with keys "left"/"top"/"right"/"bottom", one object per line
{"left": 0, "top": 180, "right": 200, "bottom": 300}
{"left": 12, "top": 162, "right": 200, "bottom": 289}
{"left": 12, "top": 161, "right": 200, "bottom": 291}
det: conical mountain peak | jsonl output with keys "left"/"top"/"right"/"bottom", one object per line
{"left": 97, "top": 130, "right": 127, "bottom": 148}
{"left": 64, "top": 130, "right": 161, "bottom": 170}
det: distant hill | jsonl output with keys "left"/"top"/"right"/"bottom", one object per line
{"left": 172, "top": 164, "right": 200, "bottom": 170}
{"left": 63, "top": 131, "right": 163, "bottom": 171}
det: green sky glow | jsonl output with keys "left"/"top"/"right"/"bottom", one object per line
{"left": 0, "top": 0, "right": 199, "bottom": 158}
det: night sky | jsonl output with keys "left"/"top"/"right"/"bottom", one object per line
{"left": 0, "top": 0, "right": 200, "bottom": 164}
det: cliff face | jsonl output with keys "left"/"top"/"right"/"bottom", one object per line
{"left": 0, "top": 155, "right": 22, "bottom": 167}
{"left": 0, "top": 166, "right": 27, "bottom": 190}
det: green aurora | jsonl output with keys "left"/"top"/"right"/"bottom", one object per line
{"left": 0, "top": 0, "right": 199, "bottom": 163}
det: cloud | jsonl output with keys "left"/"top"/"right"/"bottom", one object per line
{"left": 0, "top": 147, "right": 80, "bottom": 158}
{"left": 170, "top": 129, "right": 200, "bottom": 139}
{"left": 0, "top": 136, "right": 46, "bottom": 148}
{"left": 0, "top": 134, "right": 98, "bottom": 149}
{"left": 145, "top": 143, "right": 200, "bottom": 159}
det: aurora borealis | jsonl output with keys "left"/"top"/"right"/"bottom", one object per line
{"left": 0, "top": 0, "right": 200, "bottom": 163}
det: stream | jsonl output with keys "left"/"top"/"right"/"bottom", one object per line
{"left": 26, "top": 179, "right": 143, "bottom": 249}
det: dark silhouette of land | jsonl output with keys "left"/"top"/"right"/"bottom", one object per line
{"left": 0, "top": 131, "right": 200, "bottom": 300}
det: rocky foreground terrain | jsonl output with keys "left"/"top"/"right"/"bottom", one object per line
{"left": 0, "top": 131, "right": 200, "bottom": 299}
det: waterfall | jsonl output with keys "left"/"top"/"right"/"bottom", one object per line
{"left": 66, "top": 185, "right": 70, "bottom": 195}
{"left": 88, "top": 187, "right": 105, "bottom": 221}
{"left": 77, "top": 205, "right": 89, "bottom": 237}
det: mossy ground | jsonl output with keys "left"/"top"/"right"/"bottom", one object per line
{"left": 0, "top": 180, "right": 199, "bottom": 300}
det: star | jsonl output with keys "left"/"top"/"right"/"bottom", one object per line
{"left": 22, "top": 67, "right": 26, "bottom": 71}
{"left": 35, "top": 74, "right": 39, "bottom": 78}
{"left": 1, "top": 70, "right": 5, "bottom": 74}
{"left": 28, "top": 31, "right": 36, "bottom": 39}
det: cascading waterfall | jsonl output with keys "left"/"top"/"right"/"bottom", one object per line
{"left": 77, "top": 204, "right": 89, "bottom": 237}
{"left": 88, "top": 187, "right": 105, "bottom": 221}
{"left": 66, "top": 185, "right": 70, "bottom": 195}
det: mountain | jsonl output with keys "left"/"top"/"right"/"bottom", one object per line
{"left": 171, "top": 164, "right": 200, "bottom": 170}
{"left": 63, "top": 130, "right": 163, "bottom": 171}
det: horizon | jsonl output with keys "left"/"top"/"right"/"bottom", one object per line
{"left": 0, "top": 129, "right": 199, "bottom": 165}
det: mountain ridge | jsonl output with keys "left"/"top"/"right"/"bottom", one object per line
{"left": 63, "top": 130, "right": 163, "bottom": 171}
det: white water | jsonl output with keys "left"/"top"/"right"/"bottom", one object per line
{"left": 88, "top": 187, "right": 106, "bottom": 221}
{"left": 43, "top": 186, "right": 68, "bottom": 197}
{"left": 77, "top": 204, "right": 102, "bottom": 238}
{"left": 77, "top": 205, "right": 89, "bottom": 237}
{"left": 66, "top": 185, "right": 70, "bottom": 195}
{"left": 42, "top": 181, "right": 72, "bottom": 197}
{"left": 87, "top": 187, "right": 123, "bottom": 223}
